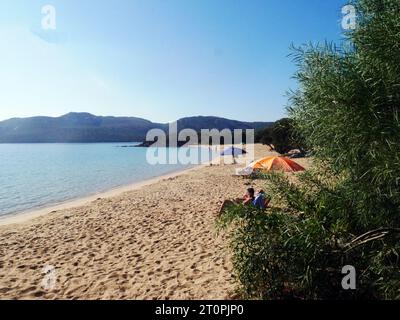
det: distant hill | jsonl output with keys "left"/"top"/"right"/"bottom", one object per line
{"left": 0, "top": 112, "right": 272, "bottom": 143}
{"left": 176, "top": 116, "right": 270, "bottom": 132}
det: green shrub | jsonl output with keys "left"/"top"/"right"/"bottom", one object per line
{"left": 219, "top": 0, "right": 400, "bottom": 300}
{"left": 219, "top": 169, "right": 400, "bottom": 299}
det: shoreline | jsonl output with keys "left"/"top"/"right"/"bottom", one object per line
{"left": 0, "top": 164, "right": 206, "bottom": 226}
{"left": 0, "top": 144, "right": 248, "bottom": 227}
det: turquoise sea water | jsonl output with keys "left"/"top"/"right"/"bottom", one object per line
{"left": 0, "top": 143, "right": 214, "bottom": 217}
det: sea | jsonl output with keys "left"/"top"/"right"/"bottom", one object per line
{"left": 0, "top": 143, "right": 216, "bottom": 217}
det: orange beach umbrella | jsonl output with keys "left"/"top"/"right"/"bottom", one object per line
{"left": 248, "top": 156, "right": 305, "bottom": 172}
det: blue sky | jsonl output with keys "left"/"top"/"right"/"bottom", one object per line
{"left": 0, "top": 0, "right": 348, "bottom": 122}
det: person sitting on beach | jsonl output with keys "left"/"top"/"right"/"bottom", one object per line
{"left": 252, "top": 189, "right": 271, "bottom": 210}
{"left": 242, "top": 187, "right": 255, "bottom": 206}
{"left": 218, "top": 187, "right": 255, "bottom": 215}
{"left": 218, "top": 188, "right": 271, "bottom": 216}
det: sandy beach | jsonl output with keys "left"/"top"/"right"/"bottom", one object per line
{"left": 0, "top": 144, "right": 309, "bottom": 300}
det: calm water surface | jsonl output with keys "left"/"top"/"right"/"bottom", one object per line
{"left": 0, "top": 143, "right": 214, "bottom": 217}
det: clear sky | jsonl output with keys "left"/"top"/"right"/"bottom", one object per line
{"left": 0, "top": 0, "right": 348, "bottom": 123}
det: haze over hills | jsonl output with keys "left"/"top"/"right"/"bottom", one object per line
{"left": 0, "top": 112, "right": 272, "bottom": 143}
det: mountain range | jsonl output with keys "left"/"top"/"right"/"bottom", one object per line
{"left": 0, "top": 112, "right": 272, "bottom": 143}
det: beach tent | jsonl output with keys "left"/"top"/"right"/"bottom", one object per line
{"left": 220, "top": 147, "right": 247, "bottom": 157}
{"left": 247, "top": 156, "right": 305, "bottom": 172}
